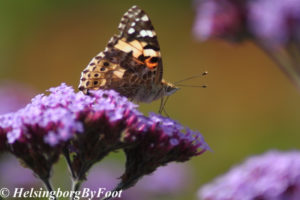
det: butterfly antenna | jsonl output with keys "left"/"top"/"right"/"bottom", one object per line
{"left": 176, "top": 84, "right": 207, "bottom": 88}
{"left": 174, "top": 71, "right": 208, "bottom": 84}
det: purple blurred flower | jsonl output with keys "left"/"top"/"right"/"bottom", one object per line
{"left": 135, "top": 162, "right": 192, "bottom": 195}
{"left": 0, "top": 81, "right": 36, "bottom": 115}
{"left": 0, "top": 154, "right": 40, "bottom": 191}
{"left": 248, "top": 0, "right": 300, "bottom": 46}
{"left": 193, "top": 0, "right": 300, "bottom": 91}
{"left": 199, "top": 150, "right": 300, "bottom": 200}
{"left": 82, "top": 162, "right": 121, "bottom": 192}
{"left": 193, "top": 0, "right": 246, "bottom": 42}
{"left": 82, "top": 161, "right": 191, "bottom": 200}
{"left": 193, "top": 0, "right": 300, "bottom": 45}
{"left": 0, "top": 83, "right": 208, "bottom": 193}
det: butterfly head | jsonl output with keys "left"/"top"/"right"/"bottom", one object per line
{"left": 161, "top": 80, "right": 179, "bottom": 97}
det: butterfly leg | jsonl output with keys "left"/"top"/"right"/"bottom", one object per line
{"left": 158, "top": 96, "right": 171, "bottom": 117}
{"left": 162, "top": 107, "right": 170, "bottom": 117}
{"left": 158, "top": 96, "right": 164, "bottom": 114}
{"left": 162, "top": 95, "right": 170, "bottom": 117}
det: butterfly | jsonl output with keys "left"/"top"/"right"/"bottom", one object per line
{"left": 78, "top": 5, "right": 179, "bottom": 113}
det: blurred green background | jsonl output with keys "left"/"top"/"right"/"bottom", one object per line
{"left": 1, "top": 0, "right": 300, "bottom": 199}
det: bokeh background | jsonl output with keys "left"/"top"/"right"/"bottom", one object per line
{"left": 1, "top": 0, "right": 300, "bottom": 199}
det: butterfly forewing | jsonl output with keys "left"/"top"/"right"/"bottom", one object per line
{"left": 79, "top": 5, "right": 175, "bottom": 103}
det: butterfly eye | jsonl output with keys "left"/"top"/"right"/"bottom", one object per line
{"left": 165, "top": 85, "right": 179, "bottom": 96}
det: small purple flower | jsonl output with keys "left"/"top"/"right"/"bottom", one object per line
{"left": 199, "top": 150, "right": 300, "bottom": 200}
{"left": 248, "top": 0, "right": 300, "bottom": 46}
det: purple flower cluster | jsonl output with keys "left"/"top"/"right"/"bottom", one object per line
{"left": 194, "top": 0, "right": 300, "bottom": 45}
{"left": 0, "top": 84, "right": 86, "bottom": 180}
{"left": 119, "top": 113, "right": 208, "bottom": 190}
{"left": 0, "top": 83, "right": 208, "bottom": 192}
{"left": 199, "top": 150, "right": 300, "bottom": 200}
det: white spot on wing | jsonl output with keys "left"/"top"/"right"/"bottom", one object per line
{"left": 140, "top": 30, "right": 147, "bottom": 37}
{"left": 108, "top": 37, "right": 114, "bottom": 43}
{"left": 135, "top": 10, "right": 141, "bottom": 15}
{"left": 141, "top": 15, "right": 149, "bottom": 21}
{"left": 146, "top": 30, "right": 153, "bottom": 37}
{"left": 128, "top": 28, "right": 135, "bottom": 34}
{"left": 139, "top": 30, "right": 155, "bottom": 37}
{"left": 118, "top": 23, "right": 125, "bottom": 30}
{"left": 96, "top": 52, "right": 104, "bottom": 58}
{"left": 144, "top": 49, "right": 158, "bottom": 57}
{"left": 131, "top": 22, "right": 136, "bottom": 26}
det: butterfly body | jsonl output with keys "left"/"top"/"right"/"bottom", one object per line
{"left": 79, "top": 5, "right": 178, "bottom": 103}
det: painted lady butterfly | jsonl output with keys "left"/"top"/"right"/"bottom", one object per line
{"left": 79, "top": 5, "right": 178, "bottom": 113}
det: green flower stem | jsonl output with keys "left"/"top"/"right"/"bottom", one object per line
{"left": 41, "top": 178, "right": 56, "bottom": 200}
